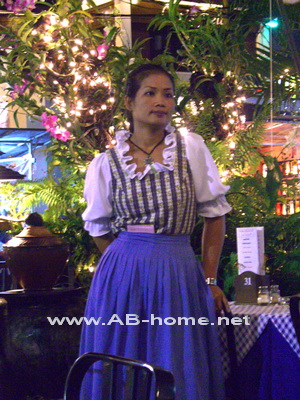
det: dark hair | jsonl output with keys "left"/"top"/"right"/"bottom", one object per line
{"left": 125, "top": 63, "right": 175, "bottom": 131}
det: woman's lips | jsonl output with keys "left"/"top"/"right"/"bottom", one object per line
{"left": 151, "top": 111, "right": 167, "bottom": 116}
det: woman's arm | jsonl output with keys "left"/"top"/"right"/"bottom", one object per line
{"left": 93, "top": 232, "right": 115, "bottom": 254}
{"left": 201, "top": 215, "right": 230, "bottom": 313}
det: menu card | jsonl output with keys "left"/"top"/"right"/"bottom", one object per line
{"left": 236, "top": 227, "right": 265, "bottom": 275}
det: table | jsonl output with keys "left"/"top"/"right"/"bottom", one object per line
{"left": 218, "top": 303, "right": 300, "bottom": 400}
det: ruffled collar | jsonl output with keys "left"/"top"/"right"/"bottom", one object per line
{"left": 114, "top": 125, "right": 177, "bottom": 180}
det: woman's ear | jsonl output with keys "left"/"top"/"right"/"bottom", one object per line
{"left": 124, "top": 96, "right": 133, "bottom": 111}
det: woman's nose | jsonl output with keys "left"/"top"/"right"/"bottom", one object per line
{"left": 154, "top": 94, "right": 166, "bottom": 106}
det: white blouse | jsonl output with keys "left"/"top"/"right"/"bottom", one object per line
{"left": 82, "top": 126, "right": 232, "bottom": 237}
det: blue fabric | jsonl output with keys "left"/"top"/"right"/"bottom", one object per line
{"left": 80, "top": 232, "right": 225, "bottom": 400}
{"left": 234, "top": 320, "right": 300, "bottom": 400}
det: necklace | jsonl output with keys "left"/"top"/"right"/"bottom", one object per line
{"left": 128, "top": 132, "right": 166, "bottom": 166}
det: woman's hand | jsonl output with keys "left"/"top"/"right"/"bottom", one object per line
{"left": 209, "top": 285, "right": 230, "bottom": 316}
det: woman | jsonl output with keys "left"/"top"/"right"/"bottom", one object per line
{"left": 80, "top": 63, "right": 231, "bottom": 399}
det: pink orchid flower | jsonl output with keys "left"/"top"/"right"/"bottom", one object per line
{"left": 10, "top": 79, "right": 28, "bottom": 99}
{"left": 51, "top": 127, "right": 71, "bottom": 142}
{"left": 5, "top": 0, "right": 36, "bottom": 14}
{"left": 41, "top": 112, "right": 58, "bottom": 133}
{"left": 96, "top": 44, "right": 109, "bottom": 60}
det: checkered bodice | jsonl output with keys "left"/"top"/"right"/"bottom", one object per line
{"left": 106, "top": 132, "right": 197, "bottom": 234}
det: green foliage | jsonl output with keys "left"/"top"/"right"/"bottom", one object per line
{"left": 0, "top": 0, "right": 146, "bottom": 167}
{"left": 217, "top": 173, "right": 300, "bottom": 299}
{"left": 0, "top": 176, "right": 99, "bottom": 279}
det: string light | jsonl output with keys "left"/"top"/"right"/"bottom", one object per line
{"left": 10, "top": 12, "right": 117, "bottom": 147}
{"left": 43, "top": 35, "right": 52, "bottom": 43}
{"left": 62, "top": 19, "right": 69, "bottom": 27}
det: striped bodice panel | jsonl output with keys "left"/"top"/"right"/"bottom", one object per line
{"left": 106, "top": 132, "right": 197, "bottom": 235}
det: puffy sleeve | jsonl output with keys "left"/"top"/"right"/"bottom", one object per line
{"left": 184, "top": 132, "right": 232, "bottom": 218}
{"left": 82, "top": 153, "right": 113, "bottom": 236}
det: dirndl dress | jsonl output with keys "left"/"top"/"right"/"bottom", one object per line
{"left": 80, "top": 133, "right": 226, "bottom": 400}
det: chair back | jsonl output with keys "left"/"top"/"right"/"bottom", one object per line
{"left": 290, "top": 294, "right": 300, "bottom": 345}
{"left": 64, "top": 352, "right": 175, "bottom": 400}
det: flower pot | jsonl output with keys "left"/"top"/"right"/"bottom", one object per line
{"left": 3, "top": 214, "right": 69, "bottom": 291}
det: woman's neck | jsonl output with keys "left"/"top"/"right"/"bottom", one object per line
{"left": 130, "top": 125, "right": 166, "bottom": 148}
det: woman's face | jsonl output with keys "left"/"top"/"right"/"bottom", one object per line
{"left": 125, "top": 73, "right": 175, "bottom": 130}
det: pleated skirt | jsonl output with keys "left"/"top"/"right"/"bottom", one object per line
{"left": 79, "top": 232, "right": 225, "bottom": 400}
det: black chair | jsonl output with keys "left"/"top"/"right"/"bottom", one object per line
{"left": 290, "top": 294, "right": 300, "bottom": 345}
{"left": 64, "top": 352, "right": 176, "bottom": 400}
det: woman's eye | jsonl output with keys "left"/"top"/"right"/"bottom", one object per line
{"left": 165, "top": 93, "right": 174, "bottom": 98}
{"left": 145, "top": 91, "right": 154, "bottom": 96}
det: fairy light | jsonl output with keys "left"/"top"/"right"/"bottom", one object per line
{"left": 229, "top": 118, "right": 235, "bottom": 124}
{"left": 20, "top": 14, "right": 116, "bottom": 146}
{"left": 62, "top": 19, "right": 69, "bottom": 27}
{"left": 229, "top": 141, "right": 236, "bottom": 149}
{"left": 49, "top": 15, "right": 57, "bottom": 25}
{"left": 43, "top": 35, "right": 52, "bottom": 43}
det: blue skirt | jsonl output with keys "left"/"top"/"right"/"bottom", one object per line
{"left": 80, "top": 232, "right": 225, "bottom": 400}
